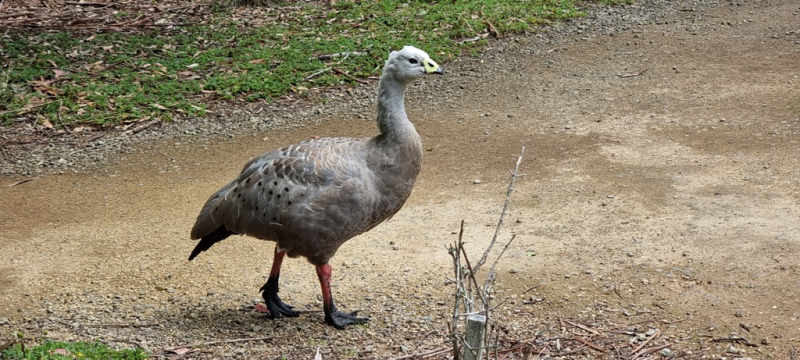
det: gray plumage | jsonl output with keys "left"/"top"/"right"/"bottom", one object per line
{"left": 188, "top": 46, "right": 443, "bottom": 328}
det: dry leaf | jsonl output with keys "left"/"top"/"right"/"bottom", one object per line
{"left": 151, "top": 104, "right": 168, "bottom": 110}
{"left": 42, "top": 119, "right": 54, "bottom": 129}
{"left": 249, "top": 59, "right": 265, "bottom": 64}
{"left": 50, "top": 349, "right": 68, "bottom": 356}
{"left": 53, "top": 69, "right": 65, "bottom": 78}
{"left": 169, "top": 347, "right": 193, "bottom": 355}
{"left": 254, "top": 303, "right": 269, "bottom": 313}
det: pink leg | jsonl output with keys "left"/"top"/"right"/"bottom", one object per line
{"left": 315, "top": 263, "right": 368, "bottom": 329}
{"left": 257, "top": 247, "right": 298, "bottom": 318}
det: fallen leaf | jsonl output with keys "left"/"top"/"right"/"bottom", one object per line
{"left": 51, "top": 349, "right": 68, "bottom": 356}
{"left": 151, "top": 104, "right": 168, "bottom": 110}
{"left": 53, "top": 69, "right": 65, "bottom": 78}
{"left": 254, "top": 303, "right": 269, "bottom": 313}
{"left": 187, "top": 63, "right": 199, "bottom": 68}
{"left": 42, "top": 119, "right": 54, "bottom": 129}
{"left": 167, "top": 347, "right": 193, "bottom": 355}
{"left": 249, "top": 59, "right": 265, "bottom": 64}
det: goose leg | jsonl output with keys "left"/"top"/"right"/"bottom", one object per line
{"left": 258, "top": 247, "right": 299, "bottom": 318}
{"left": 315, "top": 263, "right": 369, "bottom": 329}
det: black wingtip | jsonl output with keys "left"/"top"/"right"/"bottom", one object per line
{"left": 188, "top": 226, "right": 234, "bottom": 261}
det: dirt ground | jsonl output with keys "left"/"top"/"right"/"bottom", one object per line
{"left": 1, "top": 0, "right": 799, "bottom": 358}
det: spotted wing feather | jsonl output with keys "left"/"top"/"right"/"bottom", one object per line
{"left": 190, "top": 137, "right": 376, "bottom": 263}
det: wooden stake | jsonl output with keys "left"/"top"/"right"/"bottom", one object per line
{"left": 462, "top": 315, "right": 486, "bottom": 360}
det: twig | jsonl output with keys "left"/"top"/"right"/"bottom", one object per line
{"left": 661, "top": 316, "right": 688, "bottom": 324}
{"left": 521, "top": 285, "right": 541, "bottom": 294}
{"left": 305, "top": 67, "right": 332, "bottom": 80}
{"left": 616, "top": 69, "right": 647, "bottom": 78}
{"left": 480, "top": 6, "right": 501, "bottom": 38}
{"left": 332, "top": 68, "right": 369, "bottom": 84}
{"left": 563, "top": 319, "right": 600, "bottom": 336}
{"left": 0, "top": 101, "right": 56, "bottom": 116}
{"left": 123, "top": 119, "right": 159, "bottom": 135}
{"left": 388, "top": 346, "right": 449, "bottom": 360}
{"left": 790, "top": 348, "right": 797, "bottom": 360}
{"left": 163, "top": 336, "right": 277, "bottom": 352}
{"left": 80, "top": 323, "right": 160, "bottom": 328}
{"left": 711, "top": 337, "right": 758, "bottom": 347}
{"left": 571, "top": 336, "right": 605, "bottom": 353}
{"left": 475, "top": 146, "right": 525, "bottom": 272}
{"left": 65, "top": 1, "right": 116, "bottom": 6}
{"left": 630, "top": 328, "right": 660, "bottom": 354}
{"left": 631, "top": 344, "right": 671, "bottom": 359}
{"left": 0, "top": 340, "right": 17, "bottom": 353}
{"left": 309, "top": 51, "right": 368, "bottom": 61}
{"left": 8, "top": 177, "right": 39, "bottom": 187}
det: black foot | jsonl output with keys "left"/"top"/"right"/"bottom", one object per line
{"left": 325, "top": 303, "right": 369, "bottom": 329}
{"left": 260, "top": 291, "right": 299, "bottom": 318}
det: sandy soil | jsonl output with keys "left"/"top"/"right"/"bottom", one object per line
{"left": 1, "top": 0, "right": 799, "bottom": 358}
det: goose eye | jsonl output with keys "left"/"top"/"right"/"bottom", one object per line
{"left": 408, "top": 57, "right": 418, "bottom": 64}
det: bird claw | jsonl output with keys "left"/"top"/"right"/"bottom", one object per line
{"left": 326, "top": 308, "right": 369, "bottom": 329}
{"left": 260, "top": 292, "right": 299, "bottom": 318}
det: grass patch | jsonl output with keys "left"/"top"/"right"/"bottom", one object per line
{"left": 1, "top": 340, "right": 147, "bottom": 360}
{"left": 0, "top": 0, "right": 598, "bottom": 127}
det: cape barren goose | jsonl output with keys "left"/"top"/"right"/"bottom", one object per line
{"left": 189, "top": 46, "right": 443, "bottom": 328}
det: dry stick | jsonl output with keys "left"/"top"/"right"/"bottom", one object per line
{"left": 123, "top": 119, "right": 159, "bottom": 135}
{"left": 8, "top": 177, "right": 39, "bottom": 187}
{"left": 521, "top": 285, "right": 541, "bottom": 294}
{"left": 571, "top": 336, "right": 605, "bottom": 353}
{"left": 387, "top": 346, "right": 449, "bottom": 360}
{"left": 710, "top": 337, "right": 758, "bottom": 347}
{"left": 163, "top": 336, "right": 277, "bottom": 351}
{"left": 630, "top": 328, "right": 660, "bottom": 354}
{"left": 80, "top": 323, "right": 160, "bottom": 328}
{"left": 65, "top": 1, "right": 116, "bottom": 6}
{"left": 309, "top": 51, "right": 368, "bottom": 61}
{"left": 563, "top": 319, "right": 600, "bottom": 336}
{"left": 333, "top": 68, "right": 369, "bottom": 84}
{"left": 449, "top": 222, "right": 465, "bottom": 360}
{"left": 474, "top": 146, "right": 525, "bottom": 272}
{"left": 479, "top": 5, "right": 500, "bottom": 38}
{"left": 617, "top": 69, "right": 647, "bottom": 78}
{"left": 662, "top": 316, "right": 688, "bottom": 324}
{"left": 0, "top": 340, "right": 17, "bottom": 353}
{"left": 631, "top": 343, "right": 671, "bottom": 359}
{"left": 305, "top": 67, "right": 332, "bottom": 80}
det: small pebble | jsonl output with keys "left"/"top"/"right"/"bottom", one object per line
{"left": 473, "top": 179, "right": 481, "bottom": 184}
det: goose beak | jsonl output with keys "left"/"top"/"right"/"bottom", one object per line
{"left": 423, "top": 58, "right": 444, "bottom": 75}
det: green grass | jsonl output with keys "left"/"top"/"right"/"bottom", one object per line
{"left": 0, "top": 0, "right": 599, "bottom": 127}
{"left": 1, "top": 340, "right": 147, "bottom": 360}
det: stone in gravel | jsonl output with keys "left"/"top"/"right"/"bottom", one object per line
{"left": 474, "top": 179, "right": 482, "bottom": 184}
{"left": 660, "top": 348, "right": 671, "bottom": 356}
{"left": 0, "top": 317, "right": 8, "bottom": 325}
{"left": 509, "top": 268, "right": 519, "bottom": 274}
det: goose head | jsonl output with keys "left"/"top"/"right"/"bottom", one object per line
{"left": 383, "top": 46, "right": 443, "bottom": 85}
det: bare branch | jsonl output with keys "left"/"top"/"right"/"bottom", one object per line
{"left": 474, "top": 146, "right": 525, "bottom": 272}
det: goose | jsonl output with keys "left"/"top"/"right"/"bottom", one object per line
{"left": 188, "top": 46, "right": 443, "bottom": 328}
